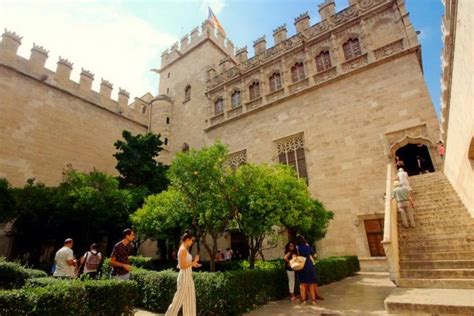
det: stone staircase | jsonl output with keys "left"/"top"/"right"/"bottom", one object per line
{"left": 385, "top": 171, "right": 474, "bottom": 314}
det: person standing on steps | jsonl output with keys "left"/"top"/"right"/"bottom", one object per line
{"left": 165, "top": 232, "right": 201, "bottom": 316}
{"left": 391, "top": 181, "right": 416, "bottom": 228}
{"left": 394, "top": 168, "right": 412, "bottom": 191}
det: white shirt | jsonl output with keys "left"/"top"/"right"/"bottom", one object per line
{"left": 53, "top": 246, "right": 75, "bottom": 277}
{"left": 397, "top": 170, "right": 412, "bottom": 190}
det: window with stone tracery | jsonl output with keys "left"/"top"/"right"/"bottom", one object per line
{"left": 269, "top": 72, "right": 282, "bottom": 92}
{"left": 343, "top": 38, "right": 362, "bottom": 60}
{"left": 276, "top": 134, "right": 308, "bottom": 180}
{"left": 214, "top": 98, "right": 224, "bottom": 115}
{"left": 315, "top": 51, "right": 332, "bottom": 72}
{"left": 228, "top": 150, "right": 247, "bottom": 171}
{"left": 291, "top": 62, "right": 305, "bottom": 83}
{"left": 249, "top": 82, "right": 260, "bottom": 100}
{"left": 231, "top": 90, "right": 241, "bottom": 108}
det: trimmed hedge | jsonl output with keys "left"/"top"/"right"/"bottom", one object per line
{"left": 0, "top": 260, "right": 47, "bottom": 289}
{"left": 0, "top": 278, "right": 138, "bottom": 316}
{"left": 315, "top": 255, "right": 360, "bottom": 285}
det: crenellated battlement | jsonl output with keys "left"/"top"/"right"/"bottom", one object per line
{"left": 0, "top": 29, "right": 149, "bottom": 125}
{"left": 160, "top": 20, "right": 236, "bottom": 71}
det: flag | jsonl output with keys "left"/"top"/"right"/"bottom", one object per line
{"left": 208, "top": 7, "right": 226, "bottom": 37}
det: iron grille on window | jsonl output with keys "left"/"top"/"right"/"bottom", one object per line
{"left": 249, "top": 82, "right": 260, "bottom": 100}
{"left": 228, "top": 150, "right": 247, "bottom": 171}
{"left": 343, "top": 38, "right": 362, "bottom": 60}
{"left": 315, "top": 51, "right": 332, "bottom": 72}
{"left": 291, "top": 62, "right": 305, "bottom": 83}
{"left": 269, "top": 73, "right": 282, "bottom": 92}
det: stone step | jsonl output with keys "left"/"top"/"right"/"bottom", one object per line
{"left": 410, "top": 211, "right": 470, "bottom": 219}
{"left": 398, "top": 225, "right": 474, "bottom": 235}
{"left": 400, "top": 260, "right": 474, "bottom": 269}
{"left": 400, "top": 268, "right": 474, "bottom": 279}
{"left": 397, "top": 278, "right": 474, "bottom": 289}
{"left": 398, "top": 236, "right": 474, "bottom": 248}
{"left": 385, "top": 288, "right": 474, "bottom": 314}
{"left": 399, "top": 251, "right": 474, "bottom": 261}
{"left": 399, "top": 243, "right": 474, "bottom": 254}
{"left": 398, "top": 234, "right": 474, "bottom": 243}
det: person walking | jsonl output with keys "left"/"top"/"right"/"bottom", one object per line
{"left": 109, "top": 228, "right": 135, "bottom": 280}
{"left": 53, "top": 238, "right": 77, "bottom": 278}
{"left": 437, "top": 141, "right": 445, "bottom": 159}
{"left": 295, "top": 235, "right": 319, "bottom": 305}
{"left": 165, "top": 232, "right": 201, "bottom": 316}
{"left": 79, "top": 243, "right": 102, "bottom": 279}
{"left": 391, "top": 181, "right": 416, "bottom": 228}
{"left": 395, "top": 168, "right": 412, "bottom": 191}
{"left": 283, "top": 242, "right": 298, "bottom": 302}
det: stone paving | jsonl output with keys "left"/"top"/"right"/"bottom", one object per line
{"left": 244, "top": 272, "right": 395, "bottom": 316}
{"left": 136, "top": 272, "right": 396, "bottom": 316}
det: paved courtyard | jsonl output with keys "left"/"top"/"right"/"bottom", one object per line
{"left": 136, "top": 272, "right": 396, "bottom": 316}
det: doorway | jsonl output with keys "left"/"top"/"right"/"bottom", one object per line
{"left": 395, "top": 143, "right": 435, "bottom": 176}
{"left": 230, "top": 232, "right": 249, "bottom": 260}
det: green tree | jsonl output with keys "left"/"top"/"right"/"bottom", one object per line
{"left": 166, "top": 143, "right": 235, "bottom": 272}
{"left": 114, "top": 130, "right": 169, "bottom": 194}
{"left": 0, "top": 178, "right": 16, "bottom": 222}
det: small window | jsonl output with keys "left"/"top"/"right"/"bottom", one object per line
{"left": 166, "top": 88, "right": 169, "bottom": 94}
{"left": 164, "top": 138, "right": 168, "bottom": 145}
{"left": 231, "top": 90, "right": 241, "bottom": 109}
{"left": 343, "top": 38, "right": 362, "bottom": 60}
{"left": 167, "top": 72, "right": 170, "bottom": 78}
{"left": 166, "top": 117, "right": 170, "bottom": 124}
{"left": 269, "top": 72, "right": 282, "bottom": 92}
{"left": 315, "top": 51, "right": 332, "bottom": 72}
{"left": 214, "top": 98, "right": 224, "bottom": 115}
{"left": 249, "top": 82, "right": 260, "bottom": 100}
{"left": 141, "top": 106, "right": 147, "bottom": 114}
{"left": 277, "top": 135, "right": 308, "bottom": 181}
{"left": 184, "top": 85, "right": 191, "bottom": 101}
{"left": 291, "top": 62, "right": 305, "bottom": 83}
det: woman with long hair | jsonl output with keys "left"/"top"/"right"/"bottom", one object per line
{"left": 284, "top": 241, "right": 298, "bottom": 302}
{"left": 165, "top": 232, "right": 201, "bottom": 316}
{"left": 295, "top": 235, "right": 319, "bottom": 305}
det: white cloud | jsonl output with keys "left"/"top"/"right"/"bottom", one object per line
{"left": 200, "top": 0, "right": 225, "bottom": 15}
{"left": 0, "top": 0, "right": 176, "bottom": 99}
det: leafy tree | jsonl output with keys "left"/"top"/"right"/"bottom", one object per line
{"left": 166, "top": 143, "right": 235, "bottom": 272}
{"left": 114, "top": 130, "right": 169, "bottom": 194}
{"left": 0, "top": 178, "right": 16, "bottom": 222}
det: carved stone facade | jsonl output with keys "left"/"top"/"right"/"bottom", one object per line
{"left": 0, "top": 0, "right": 441, "bottom": 269}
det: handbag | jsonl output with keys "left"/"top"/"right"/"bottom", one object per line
{"left": 289, "top": 256, "right": 306, "bottom": 271}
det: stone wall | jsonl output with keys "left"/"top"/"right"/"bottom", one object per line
{"left": 441, "top": 0, "right": 474, "bottom": 216}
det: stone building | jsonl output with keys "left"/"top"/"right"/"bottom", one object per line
{"left": 0, "top": 0, "right": 442, "bottom": 271}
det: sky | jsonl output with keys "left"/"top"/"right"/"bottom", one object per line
{"left": 0, "top": 0, "right": 444, "bottom": 115}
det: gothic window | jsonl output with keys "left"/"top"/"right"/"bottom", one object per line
{"left": 214, "top": 98, "right": 224, "bottom": 115}
{"left": 364, "top": 219, "right": 386, "bottom": 257}
{"left": 291, "top": 62, "right": 305, "bottom": 83}
{"left": 228, "top": 150, "right": 247, "bottom": 171}
{"left": 249, "top": 82, "right": 260, "bottom": 100}
{"left": 277, "top": 134, "right": 308, "bottom": 180}
{"left": 166, "top": 117, "right": 170, "bottom": 124}
{"left": 343, "top": 38, "right": 362, "bottom": 60}
{"left": 315, "top": 51, "right": 332, "bottom": 72}
{"left": 231, "top": 90, "right": 241, "bottom": 108}
{"left": 269, "top": 72, "right": 282, "bottom": 92}
{"left": 184, "top": 85, "right": 191, "bottom": 101}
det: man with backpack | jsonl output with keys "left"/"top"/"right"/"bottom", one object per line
{"left": 79, "top": 243, "right": 102, "bottom": 279}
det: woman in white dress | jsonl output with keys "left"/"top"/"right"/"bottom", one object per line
{"left": 165, "top": 232, "right": 201, "bottom": 316}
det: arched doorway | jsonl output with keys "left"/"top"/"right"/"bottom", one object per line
{"left": 395, "top": 143, "right": 435, "bottom": 176}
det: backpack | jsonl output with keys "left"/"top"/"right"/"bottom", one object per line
{"left": 85, "top": 251, "right": 101, "bottom": 270}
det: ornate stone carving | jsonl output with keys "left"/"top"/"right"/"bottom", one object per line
{"left": 313, "top": 66, "right": 337, "bottom": 84}
{"left": 210, "top": 113, "right": 225, "bottom": 125}
{"left": 276, "top": 134, "right": 305, "bottom": 154}
{"left": 374, "top": 39, "right": 404, "bottom": 60}
{"left": 227, "top": 105, "right": 243, "bottom": 118}
{"left": 228, "top": 150, "right": 247, "bottom": 169}
{"left": 289, "top": 78, "right": 309, "bottom": 94}
{"left": 341, "top": 53, "right": 368, "bottom": 72}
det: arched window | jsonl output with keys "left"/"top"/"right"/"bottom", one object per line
{"left": 184, "top": 85, "right": 191, "bottom": 101}
{"left": 343, "top": 38, "right": 362, "bottom": 60}
{"left": 214, "top": 98, "right": 224, "bottom": 115}
{"left": 315, "top": 51, "right": 332, "bottom": 72}
{"left": 231, "top": 90, "right": 241, "bottom": 108}
{"left": 269, "top": 72, "right": 282, "bottom": 92}
{"left": 291, "top": 62, "right": 305, "bottom": 83}
{"left": 249, "top": 81, "right": 260, "bottom": 100}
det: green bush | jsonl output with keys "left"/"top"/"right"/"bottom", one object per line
{"left": 314, "top": 255, "right": 359, "bottom": 285}
{"left": 0, "top": 278, "right": 137, "bottom": 316}
{"left": 0, "top": 261, "right": 47, "bottom": 289}
{"left": 129, "top": 255, "right": 155, "bottom": 270}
